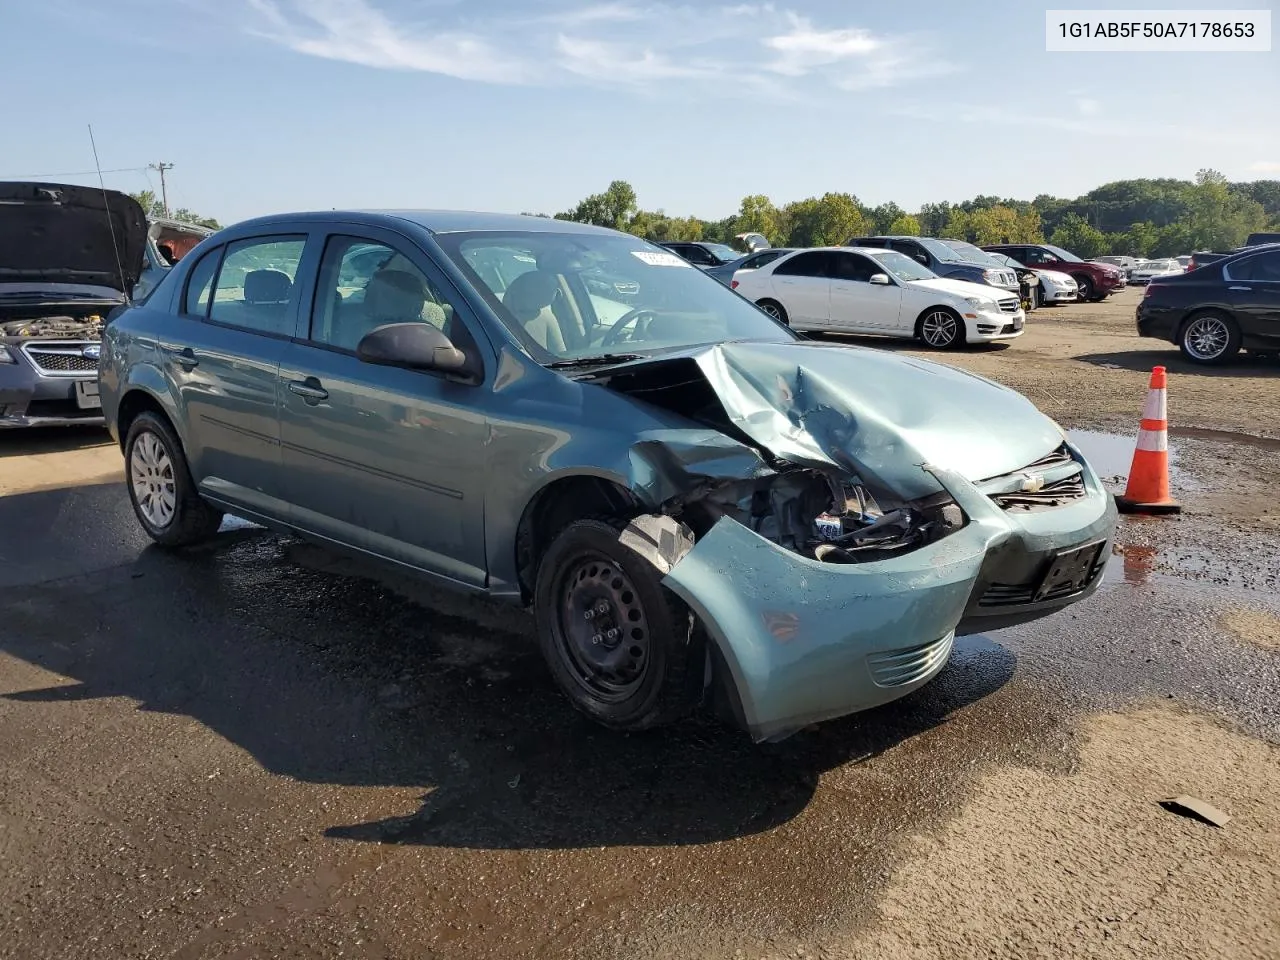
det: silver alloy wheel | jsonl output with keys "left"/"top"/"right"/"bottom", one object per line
{"left": 760, "top": 301, "right": 782, "bottom": 319}
{"left": 921, "top": 310, "right": 959, "bottom": 347}
{"left": 130, "top": 431, "right": 177, "bottom": 529}
{"left": 1183, "top": 316, "right": 1230, "bottom": 361}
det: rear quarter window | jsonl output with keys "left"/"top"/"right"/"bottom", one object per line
{"left": 183, "top": 247, "right": 222, "bottom": 316}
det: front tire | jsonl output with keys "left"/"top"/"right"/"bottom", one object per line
{"left": 534, "top": 518, "right": 702, "bottom": 731}
{"left": 916, "top": 307, "right": 965, "bottom": 349}
{"left": 757, "top": 298, "right": 789, "bottom": 325}
{"left": 125, "top": 411, "right": 223, "bottom": 547}
{"left": 1179, "top": 311, "right": 1241, "bottom": 365}
{"left": 1073, "top": 275, "right": 1095, "bottom": 301}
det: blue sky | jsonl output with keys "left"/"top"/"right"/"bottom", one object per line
{"left": 3, "top": 0, "right": 1277, "bottom": 225}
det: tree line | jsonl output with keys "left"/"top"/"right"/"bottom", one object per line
{"left": 128, "top": 190, "right": 221, "bottom": 230}
{"left": 536, "top": 170, "right": 1279, "bottom": 259}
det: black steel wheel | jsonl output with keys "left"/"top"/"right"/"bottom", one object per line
{"left": 534, "top": 518, "right": 702, "bottom": 730}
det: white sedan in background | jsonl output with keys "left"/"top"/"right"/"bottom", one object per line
{"left": 985, "top": 250, "right": 1078, "bottom": 306}
{"left": 1129, "top": 259, "right": 1184, "bottom": 284}
{"left": 732, "top": 246, "right": 1025, "bottom": 348}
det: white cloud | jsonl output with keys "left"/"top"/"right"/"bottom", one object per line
{"left": 1248, "top": 160, "right": 1280, "bottom": 173}
{"left": 246, "top": 0, "right": 527, "bottom": 82}
{"left": 555, "top": 35, "right": 719, "bottom": 82}
{"left": 764, "top": 15, "right": 880, "bottom": 77}
{"left": 241, "top": 0, "right": 953, "bottom": 97}
{"left": 1075, "top": 97, "right": 1100, "bottom": 116}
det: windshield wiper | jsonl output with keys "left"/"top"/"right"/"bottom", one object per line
{"left": 547, "top": 353, "right": 644, "bottom": 369}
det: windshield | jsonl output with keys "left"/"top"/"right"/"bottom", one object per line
{"left": 871, "top": 250, "right": 937, "bottom": 282}
{"left": 1043, "top": 244, "right": 1084, "bottom": 263}
{"left": 701, "top": 243, "right": 741, "bottom": 264}
{"left": 987, "top": 252, "right": 1026, "bottom": 269}
{"left": 939, "top": 239, "right": 1005, "bottom": 267}
{"left": 438, "top": 231, "right": 795, "bottom": 362}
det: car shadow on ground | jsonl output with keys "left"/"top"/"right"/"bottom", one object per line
{"left": 1075, "top": 349, "right": 1279, "bottom": 377}
{"left": 0, "top": 483, "right": 1016, "bottom": 851}
{"left": 0, "top": 424, "right": 113, "bottom": 458}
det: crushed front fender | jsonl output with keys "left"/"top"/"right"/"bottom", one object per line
{"left": 662, "top": 466, "right": 1014, "bottom": 742}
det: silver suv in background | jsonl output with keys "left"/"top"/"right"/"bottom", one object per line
{"left": 0, "top": 182, "right": 146, "bottom": 428}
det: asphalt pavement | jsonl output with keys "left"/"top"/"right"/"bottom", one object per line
{"left": 1, "top": 417, "right": 1278, "bottom": 959}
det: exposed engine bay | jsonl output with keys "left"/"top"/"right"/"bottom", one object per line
{"left": 1, "top": 313, "right": 106, "bottom": 341}
{"left": 584, "top": 357, "right": 967, "bottom": 564}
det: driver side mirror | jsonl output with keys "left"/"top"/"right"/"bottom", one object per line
{"left": 869, "top": 273, "right": 891, "bottom": 285}
{"left": 357, "top": 323, "right": 477, "bottom": 381}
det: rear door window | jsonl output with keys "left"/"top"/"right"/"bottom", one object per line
{"left": 774, "top": 251, "right": 831, "bottom": 278}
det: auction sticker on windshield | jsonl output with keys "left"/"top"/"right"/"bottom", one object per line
{"left": 632, "top": 251, "right": 692, "bottom": 267}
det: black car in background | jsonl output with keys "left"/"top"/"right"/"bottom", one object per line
{"left": 1137, "top": 244, "right": 1280, "bottom": 364}
{"left": 658, "top": 241, "right": 742, "bottom": 269}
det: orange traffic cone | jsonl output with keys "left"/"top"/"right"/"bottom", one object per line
{"left": 1117, "top": 366, "right": 1181, "bottom": 515}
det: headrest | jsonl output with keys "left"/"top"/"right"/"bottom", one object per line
{"left": 502, "top": 270, "right": 559, "bottom": 322}
{"left": 243, "top": 269, "right": 292, "bottom": 304}
{"left": 365, "top": 268, "right": 427, "bottom": 321}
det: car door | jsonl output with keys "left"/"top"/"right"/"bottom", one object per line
{"left": 1225, "top": 251, "right": 1280, "bottom": 341}
{"left": 276, "top": 227, "right": 492, "bottom": 587}
{"left": 159, "top": 233, "right": 312, "bottom": 517}
{"left": 828, "top": 251, "right": 903, "bottom": 332}
{"left": 769, "top": 252, "right": 833, "bottom": 328}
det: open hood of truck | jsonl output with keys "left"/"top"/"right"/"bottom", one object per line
{"left": 0, "top": 182, "right": 147, "bottom": 292}
{"left": 584, "top": 340, "right": 1064, "bottom": 500}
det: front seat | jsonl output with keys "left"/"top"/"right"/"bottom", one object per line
{"left": 334, "top": 268, "right": 429, "bottom": 351}
{"left": 502, "top": 270, "right": 566, "bottom": 354}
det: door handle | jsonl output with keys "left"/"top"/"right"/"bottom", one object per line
{"left": 1228, "top": 285, "right": 1252, "bottom": 291}
{"left": 167, "top": 346, "right": 199, "bottom": 370}
{"left": 287, "top": 378, "right": 329, "bottom": 403}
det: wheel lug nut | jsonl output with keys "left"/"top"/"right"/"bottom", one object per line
{"left": 607, "top": 628, "right": 618, "bottom": 640}
{"left": 584, "top": 610, "right": 594, "bottom": 620}
{"left": 591, "top": 634, "right": 602, "bottom": 645}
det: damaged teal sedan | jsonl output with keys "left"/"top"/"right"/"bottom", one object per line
{"left": 99, "top": 212, "right": 1117, "bottom": 742}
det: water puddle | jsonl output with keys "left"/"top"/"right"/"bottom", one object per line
{"left": 1168, "top": 427, "right": 1280, "bottom": 453}
{"left": 1068, "top": 429, "right": 1185, "bottom": 488}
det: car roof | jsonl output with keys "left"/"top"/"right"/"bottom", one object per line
{"left": 773, "top": 246, "right": 895, "bottom": 256}
{"left": 225, "top": 209, "right": 619, "bottom": 237}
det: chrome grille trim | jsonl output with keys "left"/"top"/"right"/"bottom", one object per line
{"left": 20, "top": 341, "right": 101, "bottom": 377}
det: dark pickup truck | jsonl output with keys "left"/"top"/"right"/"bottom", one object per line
{"left": 1188, "top": 233, "right": 1280, "bottom": 270}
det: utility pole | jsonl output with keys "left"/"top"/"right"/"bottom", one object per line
{"left": 148, "top": 162, "right": 174, "bottom": 217}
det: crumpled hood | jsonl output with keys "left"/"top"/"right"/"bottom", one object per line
{"left": 596, "top": 341, "right": 1063, "bottom": 500}
{"left": 0, "top": 182, "right": 147, "bottom": 292}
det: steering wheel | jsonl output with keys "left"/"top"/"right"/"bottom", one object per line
{"left": 601, "top": 308, "right": 657, "bottom": 347}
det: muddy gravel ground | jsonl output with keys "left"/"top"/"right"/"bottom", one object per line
{"left": 1, "top": 288, "right": 1278, "bottom": 960}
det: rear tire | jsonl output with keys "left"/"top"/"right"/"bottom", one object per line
{"left": 916, "top": 307, "right": 965, "bottom": 349}
{"left": 125, "top": 411, "right": 223, "bottom": 547}
{"left": 1179, "top": 311, "right": 1241, "bottom": 365}
{"left": 757, "top": 299, "right": 789, "bottom": 325}
{"left": 534, "top": 518, "right": 702, "bottom": 731}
